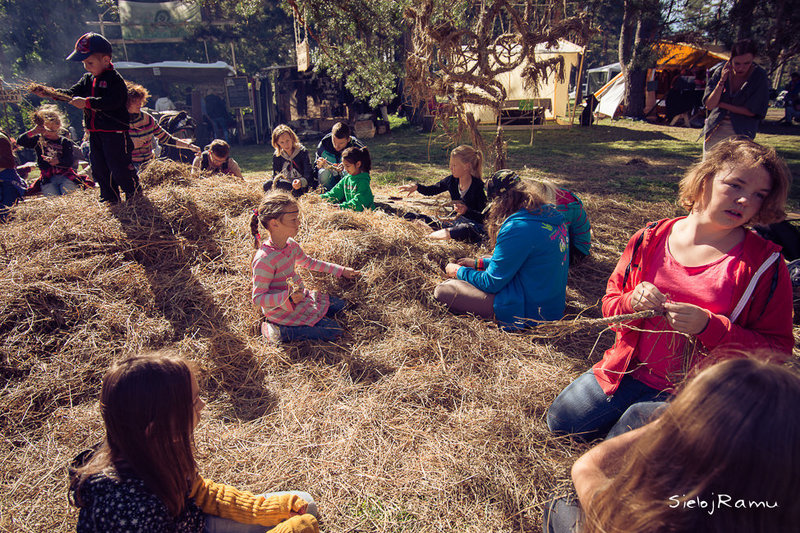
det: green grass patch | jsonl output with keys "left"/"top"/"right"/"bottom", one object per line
{"left": 233, "top": 118, "right": 799, "bottom": 208}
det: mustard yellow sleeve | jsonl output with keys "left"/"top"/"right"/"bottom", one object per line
{"left": 189, "top": 476, "right": 315, "bottom": 530}
{"left": 266, "top": 514, "right": 319, "bottom": 533}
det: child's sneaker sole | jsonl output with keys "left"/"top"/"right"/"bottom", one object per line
{"left": 261, "top": 320, "right": 282, "bottom": 344}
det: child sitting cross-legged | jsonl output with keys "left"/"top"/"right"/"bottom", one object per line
{"left": 17, "top": 104, "right": 93, "bottom": 196}
{"left": 251, "top": 192, "right": 360, "bottom": 343}
{"left": 263, "top": 124, "right": 312, "bottom": 197}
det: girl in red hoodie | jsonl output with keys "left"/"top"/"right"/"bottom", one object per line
{"left": 547, "top": 137, "right": 794, "bottom": 441}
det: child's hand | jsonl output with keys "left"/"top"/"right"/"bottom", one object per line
{"left": 70, "top": 97, "right": 87, "bottom": 109}
{"left": 453, "top": 200, "right": 467, "bottom": 215}
{"left": 663, "top": 301, "right": 710, "bottom": 335}
{"left": 290, "top": 290, "right": 305, "bottom": 304}
{"left": 292, "top": 179, "right": 302, "bottom": 190}
{"left": 398, "top": 183, "right": 418, "bottom": 196}
{"left": 630, "top": 281, "right": 667, "bottom": 312}
{"left": 332, "top": 162, "right": 344, "bottom": 172}
{"left": 456, "top": 257, "right": 476, "bottom": 268}
{"left": 445, "top": 262, "right": 460, "bottom": 278}
{"left": 316, "top": 158, "right": 328, "bottom": 169}
{"left": 187, "top": 143, "right": 201, "bottom": 153}
{"left": 342, "top": 267, "right": 361, "bottom": 279}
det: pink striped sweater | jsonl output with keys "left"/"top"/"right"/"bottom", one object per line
{"left": 252, "top": 238, "right": 345, "bottom": 326}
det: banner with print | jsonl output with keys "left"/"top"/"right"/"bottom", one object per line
{"left": 118, "top": 0, "right": 202, "bottom": 40}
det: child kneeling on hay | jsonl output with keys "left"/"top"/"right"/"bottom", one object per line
{"left": 251, "top": 192, "right": 360, "bottom": 343}
{"left": 69, "top": 351, "right": 319, "bottom": 532}
{"left": 435, "top": 170, "right": 569, "bottom": 330}
{"left": 319, "top": 146, "right": 374, "bottom": 212}
{"left": 192, "top": 139, "right": 243, "bottom": 179}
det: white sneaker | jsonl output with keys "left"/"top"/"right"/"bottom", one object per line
{"left": 261, "top": 321, "right": 282, "bottom": 344}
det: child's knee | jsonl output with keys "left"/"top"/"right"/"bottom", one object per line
{"left": 433, "top": 280, "right": 456, "bottom": 304}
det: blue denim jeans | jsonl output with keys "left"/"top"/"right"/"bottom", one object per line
{"left": 276, "top": 296, "right": 346, "bottom": 342}
{"left": 317, "top": 168, "right": 341, "bottom": 192}
{"left": 204, "top": 490, "right": 318, "bottom": 533}
{"left": 41, "top": 174, "right": 78, "bottom": 196}
{"left": 547, "top": 370, "right": 670, "bottom": 441}
{"left": 542, "top": 496, "right": 580, "bottom": 533}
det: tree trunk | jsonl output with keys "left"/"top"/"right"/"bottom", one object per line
{"left": 731, "top": 0, "right": 758, "bottom": 40}
{"left": 625, "top": 69, "right": 648, "bottom": 117}
{"left": 618, "top": 0, "right": 661, "bottom": 118}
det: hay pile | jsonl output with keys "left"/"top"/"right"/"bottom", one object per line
{"left": 1, "top": 164, "right": 685, "bottom": 531}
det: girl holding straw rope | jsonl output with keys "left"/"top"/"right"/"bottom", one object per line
{"left": 69, "top": 351, "right": 319, "bottom": 532}
{"left": 547, "top": 137, "right": 794, "bottom": 442}
{"left": 435, "top": 170, "right": 569, "bottom": 330}
{"left": 251, "top": 192, "right": 360, "bottom": 343}
{"left": 543, "top": 357, "right": 800, "bottom": 533}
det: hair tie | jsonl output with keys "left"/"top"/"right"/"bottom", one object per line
{"left": 253, "top": 208, "right": 259, "bottom": 216}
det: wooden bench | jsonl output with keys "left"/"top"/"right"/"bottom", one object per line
{"left": 498, "top": 98, "right": 552, "bottom": 126}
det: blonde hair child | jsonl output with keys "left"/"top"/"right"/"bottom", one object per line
{"left": 17, "top": 104, "right": 91, "bottom": 196}
{"left": 398, "top": 144, "right": 488, "bottom": 242}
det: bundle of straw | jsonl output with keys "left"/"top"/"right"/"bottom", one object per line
{"left": 27, "top": 83, "right": 71, "bottom": 102}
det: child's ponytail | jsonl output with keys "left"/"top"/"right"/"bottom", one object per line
{"left": 342, "top": 146, "right": 371, "bottom": 173}
{"left": 250, "top": 211, "right": 261, "bottom": 249}
{"left": 451, "top": 145, "right": 483, "bottom": 179}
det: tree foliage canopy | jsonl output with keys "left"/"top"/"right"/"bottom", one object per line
{"left": 282, "top": 0, "right": 409, "bottom": 107}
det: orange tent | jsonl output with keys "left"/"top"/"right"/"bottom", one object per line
{"left": 594, "top": 42, "right": 728, "bottom": 118}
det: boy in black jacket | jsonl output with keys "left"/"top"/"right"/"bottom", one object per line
{"left": 47, "top": 33, "right": 138, "bottom": 203}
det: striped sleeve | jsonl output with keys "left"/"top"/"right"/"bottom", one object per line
{"left": 289, "top": 240, "right": 345, "bottom": 276}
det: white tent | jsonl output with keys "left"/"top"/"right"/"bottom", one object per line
{"left": 594, "top": 72, "right": 625, "bottom": 118}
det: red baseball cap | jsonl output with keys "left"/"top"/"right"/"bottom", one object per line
{"left": 67, "top": 33, "right": 113, "bottom": 61}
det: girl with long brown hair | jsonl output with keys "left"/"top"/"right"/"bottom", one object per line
{"left": 434, "top": 170, "right": 569, "bottom": 330}
{"left": 70, "top": 351, "right": 319, "bottom": 532}
{"left": 544, "top": 357, "right": 800, "bottom": 533}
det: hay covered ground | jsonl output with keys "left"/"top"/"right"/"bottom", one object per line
{"left": 1, "top": 119, "right": 799, "bottom": 532}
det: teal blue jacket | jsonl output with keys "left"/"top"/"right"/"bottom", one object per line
{"left": 458, "top": 206, "right": 568, "bottom": 329}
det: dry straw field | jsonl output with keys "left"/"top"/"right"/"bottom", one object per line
{"left": 0, "top": 123, "right": 797, "bottom": 532}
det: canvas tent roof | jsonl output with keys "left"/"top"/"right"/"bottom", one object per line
{"left": 115, "top": 61, "right": 236, "bottom": 83}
